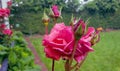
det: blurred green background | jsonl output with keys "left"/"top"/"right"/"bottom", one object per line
{"left": 10, "top": 0, "right": 120, "bottom": 35}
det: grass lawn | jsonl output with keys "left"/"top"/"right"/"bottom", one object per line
{"left": 30, "top": 31, "right": 120, "bottom": 71}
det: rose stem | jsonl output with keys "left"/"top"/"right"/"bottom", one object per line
{"left": 65, "top": 60, "right": 70, "bottom": 71}
{"left": 53, "top": 18, "right": 57, "bottom": 25}
{"left": 69, "top": 41, "right": 78, "bottom": 68}
{"left": 71, "top": 63, "right": 78, "bottom": 70}
{"left": 51, "top": 17, "right": 57, "bottom": 71}
{"left": 52, "top": 59, "right": 55, "bottom": 71}
{"left": 75, "top": 53, "right": 88, "bottom": 71}
{"left": 45, "top": 25, "right": 48, "bottom": 35}
{"left": 45, "top": 25, "right": 55, "bottom": 71}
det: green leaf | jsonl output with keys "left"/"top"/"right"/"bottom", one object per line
{"left": 8, "top": 51, "right": 17, "bottom": 65}
{"left": 0, "top": 51, "right": 8, "bottom": 55}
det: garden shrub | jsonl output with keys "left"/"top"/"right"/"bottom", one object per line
{"left": 0, "top": 31, "right": 40, "bottom": 71}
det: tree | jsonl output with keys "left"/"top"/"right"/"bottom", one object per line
{"left": 85, "top": 0, "right": 120, "bottom": 15}
{"left": 64, "top": 0, "right": 81, "bottom": 13}
{"left": 12, "top": 0, "right": 66, "bottom": 13}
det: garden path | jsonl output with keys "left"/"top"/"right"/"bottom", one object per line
{"left": 25, "top": 36, "right": 48, "bottom": 71}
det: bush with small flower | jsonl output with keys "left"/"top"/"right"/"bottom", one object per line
{"left": 0, "top": 1, "right": 40, "bottom": 71}
{"left": 0, "top": 29, "right": 40, "bottom": 71}
{"left": 42, "top": 5, "right": 101, "bottom": 71}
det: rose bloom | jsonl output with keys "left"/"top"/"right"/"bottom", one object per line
{"left": 74, "top": 27, "right": 96, "bottom": 63}
{"left": 2, "top": 29, "right": 12, "bottom": 36}
{"left": 42, "top": 23, "right": 74, "bottom": 60}
{"left": 0, "top": 8, "right": 10, "bottom": 17}
{"left": 0, "top": 24, "right": 6, "bottom": 29}
{"left": 43, "top": 22, "right": 100, "bottom": 62}
{"left": 7, "top": 1, "right": 12, "bottom": 7}
{"left": 51, "top": 5, "right": 61, "bottom": 18}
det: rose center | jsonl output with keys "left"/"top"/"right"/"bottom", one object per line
{"left": 53, "top": 38, "right": 67, "bottom": 45}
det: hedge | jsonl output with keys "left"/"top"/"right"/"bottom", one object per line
{"left": 10, "top": 10, "right": 120, "bottom": 35}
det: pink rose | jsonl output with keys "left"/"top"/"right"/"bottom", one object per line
{"left": 0, "top": 24, "right": 6, "bottom": 29}
{"left": 0, "top": 8, "right": 10, "bottom": 17}
{"left": 7, "top": 1, "right": 12, "bottom": 7}
{"left": 51, "top": 5, "right": 61, "bottom": 18}
{"left": 74, "top": 27, "right": 95, "bottom": 63}
{"left": 42, "top": 23, "right": 74, "bottom": 60}
{"left": 82, "top": 27, "right": 95, "bottom": 42}
{"left": 82, "top": 27, "right": 100, "bottom": 46}
{"left": 2, "top": 29, "right": 12, "bottom": 36}
{"left": 0, "top": 9, "right": 4, "bottom": 17}
{"left": 5, "top": 9, "right": 10, "bottom": 16}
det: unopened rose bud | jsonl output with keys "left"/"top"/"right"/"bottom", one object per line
{"left": 49, "top": 5, "right": 61, "bottom": 19}
{"left": 42, "top": 12, "right": 50, "bottom": 26}
{"left": 74, "top": 19, "right": 86, "bottom": 40}
{"left": 90, "top": 31, "right": 100, "bottom": 46}
{"left": 7, "top": 0, "right": 12, "bottom": 8}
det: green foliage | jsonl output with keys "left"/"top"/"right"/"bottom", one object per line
{"left": 10, "top": 0, "right": 120, "bottom": 34}
{"left": 11, "top": 12, "right": 56, "bottom": 35}
{"left": 8, "top": 46, "right": 40, "bottom": 71}
{"left": 64, "top": 0, "right": 81, "bottom": 13}
{"left": 11, "top": 12, "right": 43, "bottom": 35}
{"left": 10, "top": 9, "right": 120, "bottom": 35}
{"left": 84, "top": 1, "right": 98, "bottom": 14}
{"left": 84, "top": 9, "right": 120, "bottom": 29}
{"left": 0, "top": 31, "right": 40, "bottom": 71}
{"left": 12, "top": 0, "right": 66, "bottom": 13}
{"left": 85, "top": 0, "right": 120, "bottom": 15}
{"left": 0, "top": 45, "right": 9, "bottom": 64}
{"left": 12, "top": 31, "right": 27, "bottom": 47}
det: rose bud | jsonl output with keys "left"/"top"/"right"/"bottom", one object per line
{"left": 0, "top": 24, "right": 6, "bottom": 29}
{"left": 90, "top": 31, "right": 100, "bottom": 46}
{"left": 49, "top": 5, "right": 61, "bottom": 18}
{"left": 74, "top": 27, "right": 95, "bottom": 63}
{"left": 2, "top": 29, "right": 13, "bottom": 36}
{"left": 7, "top": 0, "right": 12, "bottom": 7}
{"left": 42, "top": 11, "right": 50, "bottom": 26}
{"left": 0, "top": 8, "right": 10, "bottom": 17}
{"left": 74, "top": 19, "right": 86, "bottom": 40}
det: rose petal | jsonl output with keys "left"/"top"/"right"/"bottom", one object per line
{"left": 44, "top": 46, "right": 61, "bottom": 60}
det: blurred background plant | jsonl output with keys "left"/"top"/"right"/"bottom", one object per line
{"left": 0, "top": 0, "right": 40, "bottom": 70}
{"left": 0, "top": 31, "right": 40, "bottom": 71}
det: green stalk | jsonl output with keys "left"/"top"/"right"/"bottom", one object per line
{"left": 69, "top": 41, "right": 78, "bottom": 67}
